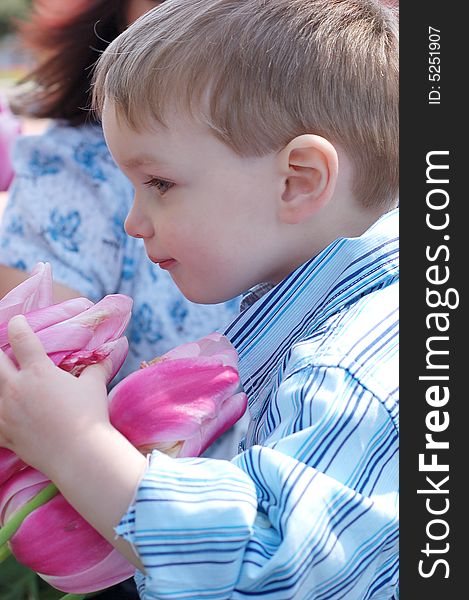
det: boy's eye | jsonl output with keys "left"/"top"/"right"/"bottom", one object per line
{"left": 143, "top": 177, "right": 174, "bottom": 195}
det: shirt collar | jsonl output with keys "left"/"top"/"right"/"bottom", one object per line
{"left": 240, "top": 282, "right": 275, "bottom": 312}
{"left": 224, "top": 208, "right": 399, "bottom": 405}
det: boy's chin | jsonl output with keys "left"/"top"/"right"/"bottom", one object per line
{"left": 176, "top": 282, "right": 241, "bottom": 305}
{"left": 185, "top": 291, "right": 238, "bottom": 305}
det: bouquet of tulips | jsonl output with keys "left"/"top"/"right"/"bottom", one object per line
{"left": 0, "top": 263, "right": 247, "bottom": 596}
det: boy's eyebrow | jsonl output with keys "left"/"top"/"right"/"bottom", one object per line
{"left": 122, "top": 154, "right": 168, "bottom": 169}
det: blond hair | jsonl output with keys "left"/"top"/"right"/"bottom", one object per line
{"left": 93, "top": 0, "right": 399, "bottom": 208}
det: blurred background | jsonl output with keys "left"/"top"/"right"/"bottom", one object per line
{"left": 1, "top": 3, "right": 60, "bottom": 597}
{"left": 1, "top": 0, "right": 48, "bottom": 223}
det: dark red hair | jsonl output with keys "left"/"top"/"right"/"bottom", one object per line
{"left": 12, "top": 0, "right": 128, "bottom": 123}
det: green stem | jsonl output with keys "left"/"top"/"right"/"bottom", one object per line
{"left": 0, "top": 543, "right": 11, "bottom": 562}
{"left": 0, "top": 482, "right": 59, "bottom": 546}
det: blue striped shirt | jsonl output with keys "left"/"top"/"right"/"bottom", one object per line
{"left": 116, "top": 208, "right": 399, "bottom": 599}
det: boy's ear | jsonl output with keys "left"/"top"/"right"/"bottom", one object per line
{"left": 278, "top": 135, "right": 338, "bottom": 225}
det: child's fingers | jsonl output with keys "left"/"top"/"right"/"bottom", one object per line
{"left": 7, "top": 315, "right": 50, "bottom": 369}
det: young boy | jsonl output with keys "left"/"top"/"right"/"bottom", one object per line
{"left": 0, "top": 0, "right": 399, "bottom": 598}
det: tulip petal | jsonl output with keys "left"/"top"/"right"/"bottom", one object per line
{"left": 0, "top": 468, "right": 48, "bottom": 525}
{"left": 0, "top": 297, "right": 93, "bottom": 349}
{"left": 40, "top": 294, "right": 132, "bottom": 352}
{"left": 59, "top": 336, "right": 129, "bottom": 383}
{"left": 109, "top": 357, "right": 242, "bottom": 449}
{"left": 179, "top": 392, "right": 248, "bottom": 457}
{"left": 9, "top": 494, "right": 112, "bottom": 576}
{"left": 0, "top": 466, "right": 50, "bottom": 525}
{"left": 0, "top": 262, "right": 53, "bottom": 323}
{"left": 0, "top": 448, "right": 26, "bottom": 487}
{"left": 4, "top": 295, "right": 132, "bottom": 365}
{"left": 4, "top": 322, "right": 94, "bottom": 364}
{"left": 78, "top": 295, "right": 133, "bottom": 349}
{"left": 39, "top": 548, "right": 135, "bottom": 594}
{"left": 0, "top": 467, "right": 134, "bottom": 592}
{"left": 106, "top": 336, "right": 130, "bottom": 381}
{"left": 163, "top": 332, "right": 239, "bottom": 369}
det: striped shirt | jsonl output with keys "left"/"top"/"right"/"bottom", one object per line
{"left": 116, "top": 208, "right": 399, "bottom": 599}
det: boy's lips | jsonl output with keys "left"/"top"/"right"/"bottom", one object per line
{"left": 150, "top": 257, "right": 177, "bottom": 270}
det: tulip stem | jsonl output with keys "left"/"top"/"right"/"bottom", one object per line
{"left": 0, "top": 482, "right": 59, "bottom": 546}
{"left": 0, "top": 543, "right": 11, "bottom": 562}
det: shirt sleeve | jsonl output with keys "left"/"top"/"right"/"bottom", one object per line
{"left": 0, "top": 123, "right": 134, "bottom": 301}
{"left": 115, "top": 364, "right": 399, "bottom": 599}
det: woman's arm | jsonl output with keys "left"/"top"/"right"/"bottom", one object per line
{"left": 0, "top": 264, "right": 81, "bottom": 303}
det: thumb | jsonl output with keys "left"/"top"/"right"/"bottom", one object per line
{"left": 79, "top": 337, "right": 129, "bottom": 386}
{"left": 79, "top": 357, "right": 113, "bottom": 387}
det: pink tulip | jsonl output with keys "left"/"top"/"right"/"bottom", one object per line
{"left": 58, "top": 336, "right": 129, "bottom": 381}
{"left": 2, "top": 293, "right": 129, "bottom": 357}
{"left": 0, "top": 97, "right": 21, "bottom": 192}
{"left": 0, "top": 265, "right": 132, "bottom": 384}
{"left": 41, "top": 294, "right": 132, "bottom": 357}
{"left": 109, "top": 332, "right": 248, "bottom": 458}
{"left": 0, "top": 296, "right": 94, "bottom": 349}
{"left": 0, "top": 263, "right": 132, "bottom": 485}
{"left": 35, "top": 295, "right": 131, "bottom": 382}
{"left": 0, "top": 468, "right": 135, "bottom": 593}
{"left": 0, "top": 262, "right": 53, "bottom": 323}
{"left": 0, "top": 449, "right": 26, "bottom": 487}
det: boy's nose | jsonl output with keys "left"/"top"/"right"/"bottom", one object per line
{"left": 124, "top": 195, "right": 154, "bottom": 239}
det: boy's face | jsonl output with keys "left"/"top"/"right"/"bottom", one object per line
{"left": 102, "top": 103, "right": 291, "bottom": 303}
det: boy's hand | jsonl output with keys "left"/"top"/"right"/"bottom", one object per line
{"left": 0, "top": 314, "right": 112, "bottom": 478}
{"left": 0, "top": 315, "right": 148, "bottom": 570}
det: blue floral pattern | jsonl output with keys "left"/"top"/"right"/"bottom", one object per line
{"left": 169, "top": 299, "right": 189, "bottom": 332}
{"left": 45, "top": 209, "right": 82, "bottom": 252}
{"left": 148, "top": 261, "right": 159, "bottom": 282}
{"left": 111, "top": 209, "right": 129, "bottom": 247}
{"left": 74, "top": 140, "right": 111, "bottom": 182}
{"left": 6, "top": 215, "right": 23, "bottom": 236}
{"left": 129, "top": 303, "right": 164, "bottom": 347}
{"left": 27, "top": 149, "right": 64, "bottom": 178}
{"left": 121, "top": 256, "right": 136, "bottom": 282}
{"left": 13, "top": 259, "right": 27, "bottom": 271}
